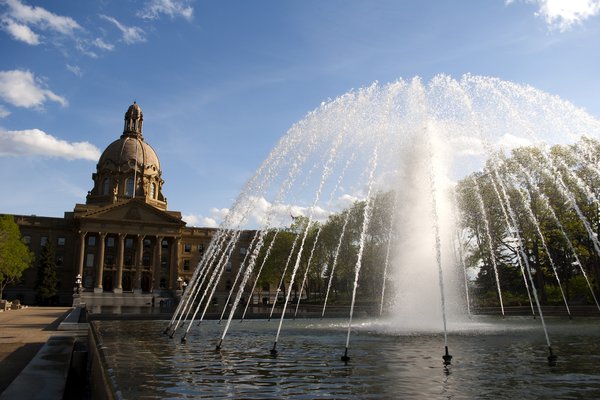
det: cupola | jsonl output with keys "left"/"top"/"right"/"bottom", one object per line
{"left": 85, "top": 102, "right": 167, "bottom": 210}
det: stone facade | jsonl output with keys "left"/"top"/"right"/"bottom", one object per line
{"left": 2, "top": 103, "right": 253, "bottom": 307}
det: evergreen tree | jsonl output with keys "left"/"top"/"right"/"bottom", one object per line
{"left": 36, "top": 241, "right": 58, "bottom": 305}
{"left": 0, "top": 215, "right": 34, "bottom": 299}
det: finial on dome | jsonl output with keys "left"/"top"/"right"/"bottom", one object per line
{"left": 123, "top": 101, "right": 144, "bottom": 138}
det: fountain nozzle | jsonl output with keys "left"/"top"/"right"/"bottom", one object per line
{"left": 442, "top": 346, "right": 452, "bottom": 365}
{"left": 270, "top": 342, "right": 278, "bottom": 357}
{"left": 215, "top": 339, "right": 223, "bottom": 351}
{"left": 341, "top": 347, "right": 350, "bottom": 363}
{"left": 180, "top": 333, "right": 187, "bottom": 344}
{"left": 548, "top": 346, "right": 558, "bottom": 366}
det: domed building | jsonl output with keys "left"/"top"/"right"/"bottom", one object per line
{"left": 3, "top": 103, "right": 254, "bottom": 308}
{"left": 72, "top": 102, "right": 187, "bottom": 299}
{"left": 86, "top": 102, "right": 167, "bottom": 210}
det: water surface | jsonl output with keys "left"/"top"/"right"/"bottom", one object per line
{"left": 95, "top": 316, "right": 600, "bottom": 399}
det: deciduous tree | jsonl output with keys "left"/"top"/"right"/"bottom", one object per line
{"left": 0, "top": 215, "right": 34, "bottom": 299}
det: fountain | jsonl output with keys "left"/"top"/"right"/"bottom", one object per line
{"left": 92, "top": 75, "right": 600, "bottom": 398}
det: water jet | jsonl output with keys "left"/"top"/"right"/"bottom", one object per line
{"left": 148, "top": 74, "right": 600, "bottom": 396}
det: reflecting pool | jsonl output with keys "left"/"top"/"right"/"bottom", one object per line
{"left": 94, "top": 317, "right": 600, "bottom": 399}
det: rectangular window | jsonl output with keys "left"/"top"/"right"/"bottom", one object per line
{"left": 198, "top": 243, "right": 204, "bottom": 253}
{"left": 183, "top": 260, "right": 190, "bottom": 271}
{"left": 107, "top": 237, "right": 115, "bottom": 247}
{"left": 57, "top": 237, "right": 66, "bottom": 246}
{"left": 22, "top": 235, "right": 31, "bottom": 245}
{"left": 144, "top": 239, "right": 151, "bottom": 248}
{"left": 105, "top": 254, "right": 115, "bottom": 266}
{"left": 86, "top": 253, "right": 95, "bottom": 267}
{"left": 56, "top": 255, "right": 64, "bottom": 266}
{"left": 125, "top": 178, "right": 134, "bottom": 197}
{"left": 162, "top": 240, "right": 168, "bottom": 249}
{"left": 125, "top": 255, "right": 133, "bottom": 266}
{"left": 125, "top": 238, "right": 134, "bottom": 248}
{"left": 240, "top": 247, "right": 247, "bottom": 255}
{"left": 143, "top": 255, "right": 151, "bottom": 266}
{"left": 40, "top": 236, "right": 48, "bottom": 246}
{"left": 184, "top": 243, "right": 191, "bottom": 253}
{"left": 88, "top": 236, "right": 96, "bottom": 246}
{"left": 225, "top": 261, "right": 232, "bottom": 272}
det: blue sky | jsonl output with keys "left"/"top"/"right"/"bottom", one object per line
{"left": 1, "top": 0, "right": 599, "bottom": 227}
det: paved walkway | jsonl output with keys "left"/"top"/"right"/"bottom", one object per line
{"left": 0, "top": 307, "right": 70, "bottom": 395}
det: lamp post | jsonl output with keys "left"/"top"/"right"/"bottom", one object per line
{"left": 182, "top": 281, "right": 187, "bottom": 292}
{"left": 177, "top": 276, "right": 183, "bottom": 290}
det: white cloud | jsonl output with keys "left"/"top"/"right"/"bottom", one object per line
{"left": 93, "top": 37, "right": 114, "bottom": 51}
{"left": 2, "top": 0, "right": 81, "bottom": 36}
{"left": 336, "top": 194, "right": 359, "bottom": 210}
{"left": 210, "top": 207, "right": 231, "bottom": 220}
{"left": 0, "top": 0, "right": 191, "bottom": 54}
{"left": 0, "top": 128, "right": 101, "bottom": 160}
{"left": 0, "top": 105, "right": 9, "bottom": 118}
{"left": 508, "top": 0, "right": 600, "bottom": 31}
{"left": 449, "top": 135, "right": 485, "bottom": 156}
{"left": 231, "top": 196, "right": 332, "bottom": 228}
{"left": 99, "top": 15, "right": 145, "bottom": 44}
{"left": 496, "top": 133, "right": 532, "bottom": 150}
{"left": 1, "top": 17, "right": 40, "bottom": 44}
{"left": 183, "top": 207, "right": 229, "bottom": 228}
{"left": 75, "top": 41, "right": 98, "bottom": 58}
{"left": 183, "top": 214, "right": 219, "bottom": 228}
{"left": 0, "top": 69, "right": 67, "bottom": 108}
{"left": 138, "top": 0, "right": 194, "bottom": 21}
{"left": 184, "top": 194, "right": 359, "bottom": 229}
{"left": 66, "top": 64, "right": 82, "bottom": 77}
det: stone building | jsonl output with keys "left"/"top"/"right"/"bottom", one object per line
{"left": 3, "top": 102, "right": 253, "bottom": 307}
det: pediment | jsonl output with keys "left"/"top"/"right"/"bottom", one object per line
{"left": 77, "top": 199, "right": 184, "bottom": 226}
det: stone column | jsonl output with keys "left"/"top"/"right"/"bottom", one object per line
{"left": 134, "top": 235, "right": 145, "bottom": 294}
{"left": 94, "top": 232, "right": 107, "bottom": 293}
{"left": 114, "top": 233, "right": 125, "bottom": 293}
{"left": 77, "top": 231, "right": 87, "bottom": 277}
{"left": 153, "top": 236, "right": 163, "bottom": 293}
{"left": 169, "top": 237, "right": 180, "bottom": 290}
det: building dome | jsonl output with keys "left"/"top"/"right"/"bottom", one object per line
{"left": 86, "top": 102, "right": 167, "bottom": 210}
{"left": 98, "top": 136, "right": 160, "bottom": 171}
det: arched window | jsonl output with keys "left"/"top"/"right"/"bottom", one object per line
{"left": 102, "top": 178, "right": 111, "bottom": 195}
{"left": 125, "top": 178, "right": 134, "bottom": 197}
{"left": 150, "top": 183, "right": 156, "bottom": 199}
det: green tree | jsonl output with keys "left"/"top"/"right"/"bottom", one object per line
{"left": 255, "top": 228, "right": 299, "bottom": 287}
{"left": 456, "top": 138, "right": 600, "bottom": 307}
{"left": 35, "top": 242, "right": 58, "bottom": 305}
{"left": 0, "top": 215, "right": 34, "bottom": 299}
